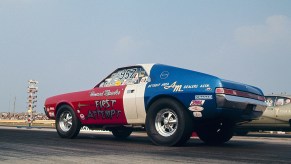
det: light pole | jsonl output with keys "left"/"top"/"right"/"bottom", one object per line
{"left": 13, "top": 96, "right": 16, "bottom": 114}
{"left": 27, "top": 80, "right": 38, "bottom": 127}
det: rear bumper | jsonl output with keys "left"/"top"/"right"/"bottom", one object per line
{"left": 216, "top": 94, "right": 267, "bottom": 122}
{"left": 217, "top": 94, "right": 266, "bottom": 112}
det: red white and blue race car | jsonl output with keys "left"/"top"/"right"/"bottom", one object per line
{"left": 44, "top": 64, "right": 267, "bottom": 146}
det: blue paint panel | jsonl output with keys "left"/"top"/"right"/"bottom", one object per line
{"left": 143, "top": 64, "right": 265, "bottom": 120}
{"left": 144, "top": 64, "right": 222, "bottom": 118}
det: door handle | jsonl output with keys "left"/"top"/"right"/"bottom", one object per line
{"left": 127, "top": 89, "right": 135, "bottom": 93}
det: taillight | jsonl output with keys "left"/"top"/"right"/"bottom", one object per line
{"left": 215, "top": 88, "right": 225, "bottom": 94}
{"left": 215, "top": 88, "right": 237, "bottom": 95}
{"left": 258, "top": 95, "right": 266, "bottom": 101}
{"left": 216, "top": 87, "right": 265, "bottom": 101}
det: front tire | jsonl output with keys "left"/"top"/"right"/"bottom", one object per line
{"left": 146, "top": 98, "right": 193, "bottom": 146}
{"left": 56, "top": 105, "right": 81, "bottom": 138}
{"left": 196, "top": 119, "right": 234, "bottom": 145}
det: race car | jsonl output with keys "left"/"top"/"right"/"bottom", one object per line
{"left": 44, "top": 64, "right": 267, "bottom": 146}
{"left": 235, "top": 94, "right": 291, "bottom": 135}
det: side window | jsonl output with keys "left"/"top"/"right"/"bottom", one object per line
{"left": 138, "top": 68, "right": 149, "bottom": 83}
{"left": 265, "top": 96, "right": 275, "bottom": 107}
{"left": 98, "top": 67, "right": 148, "bottom": 88}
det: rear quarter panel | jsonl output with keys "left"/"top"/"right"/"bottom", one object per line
{"left": 144, "top": 64, "right": 222, "bottom": 119}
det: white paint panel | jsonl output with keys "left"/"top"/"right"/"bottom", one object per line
{"left": 123, "top": 83, "right": 148, "bottom": 124}
{"left": 123, "top": 64, "right": 154, "bottom": 124}
{"left": 123, "top": 85, "right": 138, "bottom": 120}
{"left": 134, "top": 83, "right": 148, "bottom": 124}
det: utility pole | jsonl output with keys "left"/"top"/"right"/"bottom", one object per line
{"left": 13, "top": 96, "right": 16, "bottom": 114}
{"left": 27, "top": 80, "right": 38, "bottom": 128}
{"left": 8, "top": 99, "right": 11, "bottom": 113}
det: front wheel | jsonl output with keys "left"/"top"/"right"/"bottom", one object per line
{"left": 146, "top": 98, "right": 193, "bottom": 146}
{"left": 56, "top": 105, "right": 81, "bottom": 138}
{"left": 196, "top": 119, "right": 234, "bottom": 145}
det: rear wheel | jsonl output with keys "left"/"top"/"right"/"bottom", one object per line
{"left": 112, "top": 127, "right": 133, "bottom": 139}
{"left": 197, "top": 119, "right": 234, "bottom": 145}
{"left": 146, "top": 98, "right": 193, "bottom": 146}
{"left": 56, "top": 105, "right": 81, "bottom": 138}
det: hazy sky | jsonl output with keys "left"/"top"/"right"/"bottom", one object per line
{"left": 1, "top": 0, "right": 291, "bottom": 113}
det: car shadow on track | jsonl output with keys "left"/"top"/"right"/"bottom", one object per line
{"left": 245, "top": 133, "right": 291, "bottom": 138}
{"left": 74, "top": 131, "right": 268, "bottom": 149}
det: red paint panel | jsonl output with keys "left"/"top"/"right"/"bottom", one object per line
{"left": 44, "top": 86, "right": 127, "bottom": 125}
{"left": 75, "top": 86, "right": 127, "bottom": 125}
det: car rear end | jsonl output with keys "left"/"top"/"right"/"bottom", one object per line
{"left": 215, "top": 79, "right": 267, "bottom": 123}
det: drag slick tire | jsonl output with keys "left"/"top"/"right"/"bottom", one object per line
{"left": 56, "top": 105, "right": 81, "bottom": 138}
{"left": 112, "top": 127, "right": 133, "bottom": 139}
{"left": 146, "top": 98, "right": 193, "bottom": 146}
{"left": 196, "top": 119, "right": 234, "bottom": 145}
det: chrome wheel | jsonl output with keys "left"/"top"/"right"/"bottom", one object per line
{"left": 59, "top": 111, "right": 73, "bottom": 132}
{"left": 155, "top": 108, "right": 178, "bottom": 137}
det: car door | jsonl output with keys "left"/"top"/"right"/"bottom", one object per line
{"left": 87, "top": 85, "right": 127, "bottom": 125}
{"left": 123, "top": 67, "right": 150, "bottom": 124}
{"left": 80, "top": 67, "right": 139, "bottom": 125}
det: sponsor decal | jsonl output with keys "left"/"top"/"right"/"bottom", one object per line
{"left": 184, "top": 85, "right": 198, "bottom": 89}
{"left": 206, "top": 87, "right": 212, "bottom": 91}
{"left": 160, "top": 71, "right": 170, "bottom": 79}
{"left": 90, "top": 89, "right": 120, "bottom": 97}
{"left": 90, "top": 91, "right": 103, "bottom": 97}
{"left": 193, "top": 112, "right": 202, "bottom": 117}
{"left": 161, "top": 83, "right": 169, "bottom": 86}
{"left": 195, "top": 95, "right": 213, "bottom": 100}
{"left": 164, "top": 81, "right": 183, "bottom": 92}
{"left": 148, "top": 83, "right": 161, "bottom": 88}
{"left": 190, "top": 100, "right": 205, "bottom": 106}
{"left": 86, "top": 99, "right": 121, "bottom": 120}
{"left": 200, "top": 84, "right": 210, "bottom": 88}
{"left": 95, "top": 100, "right": 116, "bottom": 109}
{"left": 115, "top": 80, "right": 121, "bottom": 86}
{"left": 80, "top": 114, "right": 85, "bottom": 120}
{"left": 189, "top": 106, "right": 204, "bottom": 112}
